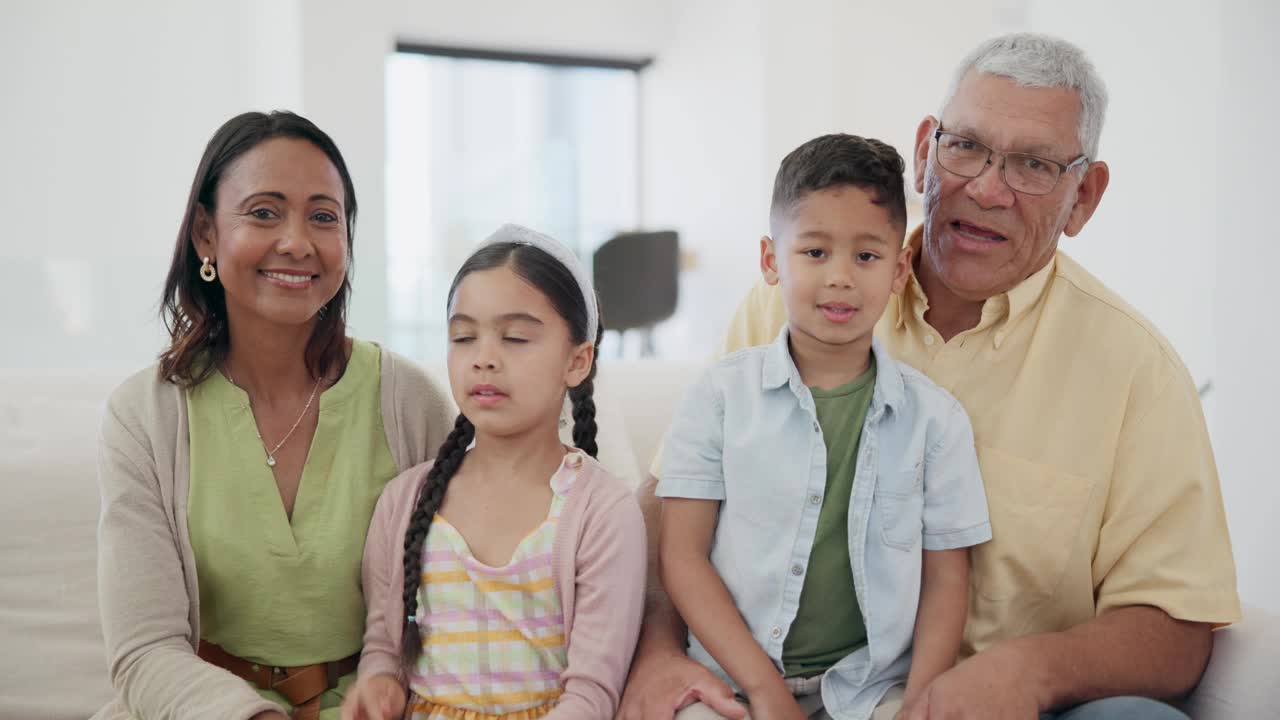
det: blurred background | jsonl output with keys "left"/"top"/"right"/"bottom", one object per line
{"left": 2, "top": 1, "right": 1276, "bottom": 607}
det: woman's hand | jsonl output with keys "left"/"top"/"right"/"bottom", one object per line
{"left": 340, "top": 673, "right": 408, "bottom": 720}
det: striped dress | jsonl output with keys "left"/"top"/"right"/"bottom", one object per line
{"left": 408, "top": 453, "right": 581, "bottom": 720}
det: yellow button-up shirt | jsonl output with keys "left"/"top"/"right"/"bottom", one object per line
{"left": 699, "top": 227, "right": 1240, "bottom": 656}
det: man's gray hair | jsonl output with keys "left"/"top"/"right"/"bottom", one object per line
{"left": 941, "top": 33, "right": 1108, "bottom": 160}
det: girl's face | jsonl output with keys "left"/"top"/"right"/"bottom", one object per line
{"left": 446, "top": 263, "right": 594, "bottom": 441}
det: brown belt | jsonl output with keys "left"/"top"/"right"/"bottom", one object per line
{"left": 198, "top": 640, "right": 359, "bottom": 720}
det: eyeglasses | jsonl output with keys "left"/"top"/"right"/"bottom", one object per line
{"left": 933, "top": 128, "right": 1088, "bottom": 196}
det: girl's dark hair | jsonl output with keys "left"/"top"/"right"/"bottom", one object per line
{"left": 157, "top": 111, "right": 358, "bottom": 387}
{"left": 400, "top": 241, "right": 601, "bottom": 666}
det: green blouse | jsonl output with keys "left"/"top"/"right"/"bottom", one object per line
{"left": 186, "top": 339, "right": 399, "bottom": 713}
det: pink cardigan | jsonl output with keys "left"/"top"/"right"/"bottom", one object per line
{"left": 358, "top": 451, "right": 647, "bottom": 719}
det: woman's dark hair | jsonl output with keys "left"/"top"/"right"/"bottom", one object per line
{"left": 157, "top": 110, "right": 358, "bottom": 387}
{"left": 400, "top": 241, "right": 602, "bottom": 666}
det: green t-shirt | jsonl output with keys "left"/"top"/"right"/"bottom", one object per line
{"left": 186, "top": 339, "right": 399, "bottom": 715}
{"left": 782, "top": 360, "right": 876, "bottom": 678}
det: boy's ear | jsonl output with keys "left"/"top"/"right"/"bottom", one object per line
{"left": 760, "top": 235, "right": 780, "bottom": 286}
{"left": 892, "top": 243, "right": 912, "bottom": 295}
{"left": 565, "top": 340, "right": 595, "bottom": 389}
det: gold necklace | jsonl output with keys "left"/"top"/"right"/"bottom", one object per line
{"left": 225, "top": 370, "right": 321, "bottom": 467}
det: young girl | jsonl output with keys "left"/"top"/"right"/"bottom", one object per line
{"left": 341, "top": 225, "right": 646, "bottom": 720}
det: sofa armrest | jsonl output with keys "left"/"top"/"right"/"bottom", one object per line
{"left": 1179, "top": 604, "right": 1280, "bottom": 719}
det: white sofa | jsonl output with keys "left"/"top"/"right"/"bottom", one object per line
{"left": 1, "top": 362, "right": 1275, "bottom": 719}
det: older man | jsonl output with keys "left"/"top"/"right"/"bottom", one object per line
{"left": 619, "top": 34, "right": 1239, "bottom": 720}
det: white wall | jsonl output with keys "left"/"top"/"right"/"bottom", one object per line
{"left": 640, "top": 0, "right": 770, "bottom": 353}
{"left": 0, "top": 1, "right": 289, "bottom": 370}
{"left": 392, "top": 0, "right": 672, "bottom": 58}
{"left": 1214, "top": 0, "right": 1280, "bottom": 612}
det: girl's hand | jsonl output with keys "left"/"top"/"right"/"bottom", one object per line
{"left": 339, "top": 673, "right": 407, "bottom": 720}
{"left": 746, "top": 684, "right": 806, "bottom": 720}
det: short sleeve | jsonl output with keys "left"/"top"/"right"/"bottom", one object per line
{"left": 1093, "top": 368, "right": 1241, "bottom": 624}
{"left": 921, "top": 400, "right": 992, "bottom": 551}
{"left": 655, "top": 372, "right": 726, "bottom": 501}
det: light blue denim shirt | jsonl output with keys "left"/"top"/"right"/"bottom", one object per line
{"left": 658, "top": 329, "right": 991, "bottom": 720}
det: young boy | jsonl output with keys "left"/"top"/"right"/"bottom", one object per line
{"left": 658, "top": 134, "right": 991, "bottom": 720}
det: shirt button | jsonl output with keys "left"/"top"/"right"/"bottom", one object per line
{"left": 791, "top": 564, "right": 804, "bottom": 576}
{"left": 771, "top": 626, "right": 782, "bottom": 638}
{"left": 809, "top": 494, "right": 822, "bottom": 506}
{"left": 924, "top": 334, "right": 935, "bottom": 346}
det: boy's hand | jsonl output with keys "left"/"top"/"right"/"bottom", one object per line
{"left": 746, "top": 684, "right": 806, "bottom": 720}
{"left": 339, "top": 673, "right": 406, "bottom": 720}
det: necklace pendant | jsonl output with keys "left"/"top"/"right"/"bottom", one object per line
{"left": 266, "top": 455, "right": 277, "bottom": 468}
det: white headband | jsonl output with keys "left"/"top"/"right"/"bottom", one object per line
{"left": 478, "top": 224, "right": 599, "bottom": 344}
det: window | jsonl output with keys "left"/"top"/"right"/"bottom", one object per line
{"left": 385, "top": 45, "right": 645, "bottom": 360}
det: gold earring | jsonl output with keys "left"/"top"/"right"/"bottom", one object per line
{"left": 200, "top": 256, "right": 217, "bottom": 282}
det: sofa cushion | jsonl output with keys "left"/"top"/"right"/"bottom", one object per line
{"left": 0, "top": 370, "right": 121, "bottom": 719}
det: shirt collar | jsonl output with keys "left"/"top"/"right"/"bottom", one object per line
{"left": 760, "top": 326, "right": 904, "bottom": 417}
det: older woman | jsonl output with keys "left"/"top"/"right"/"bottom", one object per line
{"left": 93, "top": 111, "right": 453, "bottom": 720}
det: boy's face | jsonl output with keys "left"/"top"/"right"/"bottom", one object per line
{"left": 761, "top": 185, "right": 910, "bottom": 351}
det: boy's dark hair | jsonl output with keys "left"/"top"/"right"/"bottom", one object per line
{"left": 769, "top": 133, "right": 907, "bottom": 236}
{"left": 399, "top": 241, "right": 602, "bottom": 668}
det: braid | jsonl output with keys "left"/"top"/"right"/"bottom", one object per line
{"left": 569, "top": 375, "right": 597, "bottom": 458}
{"left": 401, "top": 413, "right": 475, "bottom": 666}
{"left": 569, "top": 319, "right": 602, "bottom": 458}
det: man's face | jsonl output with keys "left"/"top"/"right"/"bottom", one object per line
{"left": 912, "top": 71, "right": 1108, "bottom": 301}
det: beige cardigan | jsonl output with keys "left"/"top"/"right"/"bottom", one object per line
{"left": 92, "top": 346, "right": 455, "bottom": 720}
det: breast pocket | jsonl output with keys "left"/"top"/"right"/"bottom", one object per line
{"left": 971, "top": 446, "right": 1097, "bottom": 601}
{"left": 875, "top": 467, "right": 924, "bottom": 551}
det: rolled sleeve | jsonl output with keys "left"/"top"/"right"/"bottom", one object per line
{"left": 656, "top": 372, "right": 726, "bottom": 501}
{"left": 921, "top": 400, "right": 991, "bottom": 551}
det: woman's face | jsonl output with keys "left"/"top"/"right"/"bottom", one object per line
{"left": 194, "top": 137, "right": 349, "bottom": 329}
